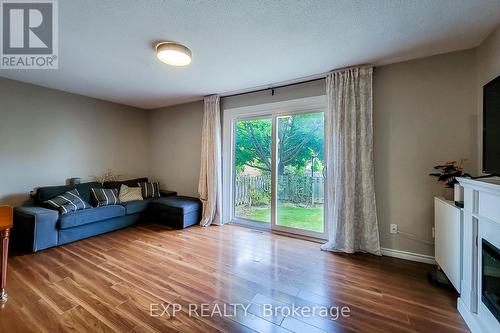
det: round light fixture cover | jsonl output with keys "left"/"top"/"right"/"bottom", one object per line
{"left": 156, "top": 42, "right": 192, "bottom": 66}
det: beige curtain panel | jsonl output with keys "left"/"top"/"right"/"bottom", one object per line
{"left": 321, "top": 66, "right": 381, "bottom": 255}
{"left": 198, "top": 95, "right": 223, "bottom": 226}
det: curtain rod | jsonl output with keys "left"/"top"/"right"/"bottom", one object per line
{"left": 219, "top": 64, "right": 372, "bottom": 99}
{"left": 220, "top": 76, "right": 326, "bottom": 99}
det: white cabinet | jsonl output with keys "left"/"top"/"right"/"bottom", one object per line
{"left": 434, "top": 197, "right": 463, "bottom": 292}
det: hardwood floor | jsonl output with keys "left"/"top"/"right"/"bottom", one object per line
{"left": 0, "top": 223, "right": 468, "bottom": 333}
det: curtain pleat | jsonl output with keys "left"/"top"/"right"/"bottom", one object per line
{"left": 321, "top": 66, "right": 381, "bottom": 255}
{"left": 198, "top": 95, "right": 223, "bottom": 226}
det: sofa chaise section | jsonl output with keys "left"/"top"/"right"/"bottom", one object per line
{"left": 147, "top": 196, "right": 201, "bottom": 229}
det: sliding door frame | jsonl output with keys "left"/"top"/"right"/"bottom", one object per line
{"left": 222, "top": 96, "right": 328, "bottom": 239}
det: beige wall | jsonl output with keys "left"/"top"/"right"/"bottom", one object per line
{"left": 476, "top": 24, "right": 500, "bottom": 172}
{"left": 0, "top": 78, "right": 150, "bottom": 206}
{"left": 149, "top": 101, "right": 204, "bottom": 198}
{"left": 477, "top": 24, "right": 500, "bottom": 88}
{"left": 374, "top": 50, "right": 478, "bottom": 256}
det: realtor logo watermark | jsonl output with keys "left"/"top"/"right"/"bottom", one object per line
{"left": 1, "top": 0, "right": 58, "bottom": 69}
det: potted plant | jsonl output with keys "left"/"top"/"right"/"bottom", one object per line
{"left": 429, "top": 159, "right": 470, "bottom": 201}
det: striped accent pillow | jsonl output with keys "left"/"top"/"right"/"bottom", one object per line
{"left": 138, "top": 182, "right": 161, "bottom": 199}
{"left": 90, "top": 188, "right": 120, "bottom": 207}
{"left": 44, "top": 189, "right": 91, "bottom": 214}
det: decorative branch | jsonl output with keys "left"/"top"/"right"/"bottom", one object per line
{"left": 91, "top": 169, "right": 122, "bottom": 184}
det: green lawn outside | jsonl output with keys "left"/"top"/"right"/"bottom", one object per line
{"left": 236, "top": 206, "right": 324, "bottom": 232}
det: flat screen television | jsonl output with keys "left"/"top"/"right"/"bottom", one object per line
{"left": 483, "top": 75, "right": 500, "bottom": 175}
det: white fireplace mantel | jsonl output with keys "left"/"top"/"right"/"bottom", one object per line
{"left": 457, "top": 177, "right": 500, "bottom": 333}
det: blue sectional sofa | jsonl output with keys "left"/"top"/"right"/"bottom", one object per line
{"left": 12, "top": 178, "right": 200, "bottom": 253}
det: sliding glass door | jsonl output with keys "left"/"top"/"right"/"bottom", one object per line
{"left": 275, "top": 112, "right": 324, "bottom": 235}
{"left": 226, "top": 98, "right": 326, "bottom": 239}
{"left": 234, "top": 117, "right": 272, "bottom": 227}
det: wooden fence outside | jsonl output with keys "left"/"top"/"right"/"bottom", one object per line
{"left": 235, "top": 174, "right": 324, "bottom": 206}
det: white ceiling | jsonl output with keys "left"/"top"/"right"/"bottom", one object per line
{"left": 1, "top": 0, "right": 499, "bottom": 109}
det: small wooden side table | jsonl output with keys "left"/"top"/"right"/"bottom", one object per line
{"left": 0, "top": 206, "right": 13, "bottom": 304}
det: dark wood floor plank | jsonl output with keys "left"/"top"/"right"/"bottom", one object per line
{"left": 11, "top": 265, "right": 77, "bottom": 314}
{"left": 59, "top": 305, "right": 117, "bottom": 333}
{"left": 19, "top": 299, "right": 72, "bottom": 333}
{"left": 114, "top": 282, "right": 223, "bottom": 333}
{"left": 55, "top": 277, "right": 135, "bottom": 332}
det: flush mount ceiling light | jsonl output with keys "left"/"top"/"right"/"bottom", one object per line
{"left": 155, "top": 42, "right": 192, "bottom": 66}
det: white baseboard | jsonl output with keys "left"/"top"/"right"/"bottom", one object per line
{"left": 457, "top": 297, "right": 483, "bottom": 333}
{"left": 381, "top": 247, "right": 436, "bottom": 265}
